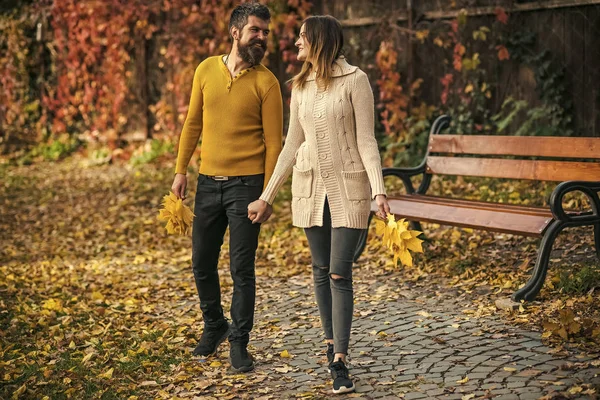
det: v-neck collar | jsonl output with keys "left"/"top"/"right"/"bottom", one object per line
{"left": 220, "top": 54, "right": 258, "bottom": 83}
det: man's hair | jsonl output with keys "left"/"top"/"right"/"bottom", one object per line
{"left": 229, "top": 2, "right": 271, "bottom": 35}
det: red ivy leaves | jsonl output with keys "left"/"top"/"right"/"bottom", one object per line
{"left": 32, "top": 0, "right": 312, "bottom": 144}
{"left": 440, "top": 74, "right": 454, "bottom": 105}
{"left": 496, "top": 45, "right": 510, "bottom": 61}
{"left": 375, "top": 41, "right": 408, "bottom": 137}
{"left": 495, "top": 7, "right": 509, "bottom": 24}
{"left": 453, "top": 43, "right": 466, "bottom": 72}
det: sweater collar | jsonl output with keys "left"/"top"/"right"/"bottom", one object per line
{"left": 306, "top": 56, "right": 358, "bottom": 81}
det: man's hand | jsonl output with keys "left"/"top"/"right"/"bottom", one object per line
{"left": 171, "top": 173, "right": 187, "bottom": 199}
{"left": 375, "top": 194, "right": 390, "bottom": 219}
{"left": 247, "top": 199, "right": 273, "bottom": 224}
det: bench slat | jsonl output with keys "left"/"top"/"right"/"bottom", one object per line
{"left": 429, "top": 135, "right": 600, "bottom": 159}
{"left": 426, "top": 156, "right": 600, "bottom": 182}
{"left": 403, "top": 195, "right": 553, "bottom": 217}
{"left": 372, "top": 195, "right": 553, "bottom": 236}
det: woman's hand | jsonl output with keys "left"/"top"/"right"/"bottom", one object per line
{"left": 248, "top": 199, "right": 273, "bottom": 224}
{"left": 375, "top": 194, "right": 390, "bottom": 219}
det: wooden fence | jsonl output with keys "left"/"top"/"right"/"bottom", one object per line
{"left": 312, "top": 0, "right": 600, "bottom": 137}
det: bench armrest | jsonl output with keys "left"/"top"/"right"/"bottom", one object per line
{"left": 382, "top": 165, "right": 427, "bottom": 194}
{"left": 381, "top": 115, "right": 451, "bottom": 196}
{"left": 549, "top": 181, "right": 600, "bottom": 224}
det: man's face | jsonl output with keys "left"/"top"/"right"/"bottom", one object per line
{"left": 236, "top": 16, "right": 270, "bottom": 66}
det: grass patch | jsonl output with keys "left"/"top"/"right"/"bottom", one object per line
{"left": 130, "top": 139, "right": 174, "bottom": 166}
{"left": 557, "top": 261, "right": 600, "bottom": 294}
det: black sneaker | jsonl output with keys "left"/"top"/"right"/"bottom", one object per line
{"left": 330, "top": 360, "right": 355, "bottom": 394}
{"left": 192, "top": 321, "right": 230, "bottom": 357}
{"left": 326, "top": 343, "right": 334, "bottom": 371}
{"left": 229, "top": 342, "right": 255, "bottom": 372}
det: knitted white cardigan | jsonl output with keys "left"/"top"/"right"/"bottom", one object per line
{"left": 260, "top": 57, "right": 386, "bottom": 229}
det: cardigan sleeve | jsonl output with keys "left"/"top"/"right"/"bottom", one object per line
{"left": 351, "top": 70, "right": 387, "bottom": 198}
{"left": 259, "top": 90, "right": 306, "bottom": 205}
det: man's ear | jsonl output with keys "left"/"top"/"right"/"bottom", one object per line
{"left": 231, "top": 27, "right": 239, "bottom": 41}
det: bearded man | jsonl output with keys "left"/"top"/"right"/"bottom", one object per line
{"left": 171, "top": 2, "right": 283, "bottom": 372}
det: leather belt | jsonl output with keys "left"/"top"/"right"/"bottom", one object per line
{"left": 207, "top": 175, "right": 231, "bottom": 181}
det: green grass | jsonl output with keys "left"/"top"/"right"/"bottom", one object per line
{"left": 558, "top": 261, "right": 600, "bottom": 294}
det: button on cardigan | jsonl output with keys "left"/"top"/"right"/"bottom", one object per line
{"left": 259, "top": 57, "right": 386, "bottom": 229}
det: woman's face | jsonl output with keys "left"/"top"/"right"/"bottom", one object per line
{"left": 295, "top": 24, "right": 309, "bottom": 61}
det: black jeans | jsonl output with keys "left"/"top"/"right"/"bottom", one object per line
{"left": 304, "top": 200, "right": 365, "bottom": 355}
{"left": 191, "top": 173, "right": 264, "bottom": 344}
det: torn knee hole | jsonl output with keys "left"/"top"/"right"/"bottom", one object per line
{"left": 330, "top": 273, "right": 347, "bottom": 280}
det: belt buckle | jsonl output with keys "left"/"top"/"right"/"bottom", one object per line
{"left": 212, "top": 175, "right": 229, "bottom": 181}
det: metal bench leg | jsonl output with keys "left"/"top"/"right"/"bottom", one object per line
{"left": 354, "top": 214, "right": 373, "bottom": 263}
{"left": 410, "top": 221, "right": 423, "bottom": 232}
{"left": 512, "top": 220, "right": 565, "bottom": 302}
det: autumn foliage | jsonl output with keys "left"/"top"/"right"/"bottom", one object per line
{"left": 157, "top": 192, "right": 195, "bottom": 235}
{"left": 0, "top": 0, "right": 312, "bottom": 153}
{"left": 374, "top": 214, "right": 423, "bottom": 267}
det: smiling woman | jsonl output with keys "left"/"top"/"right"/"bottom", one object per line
{"left": 247, "top": 14, "right": 391, "bottom": 396}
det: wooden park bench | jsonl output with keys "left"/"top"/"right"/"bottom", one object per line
{"left": 356, "top": 115, "right": 600, "bottom": 302}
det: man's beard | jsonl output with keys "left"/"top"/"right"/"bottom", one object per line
{"left": 238, "top": 38, "right": 267, "bottom": 66}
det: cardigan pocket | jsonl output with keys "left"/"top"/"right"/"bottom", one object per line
{"left": 341, "top": 170, "right": 370, "bottom": 201}
{"left": 292, "top": 166, "right": 313, "bottom": 198}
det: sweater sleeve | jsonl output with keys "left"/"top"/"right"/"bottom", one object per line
{"left": 352, "top": 70, "right": 387, "bottom": 198}
{"left": 259, "top": 90, "right": 305, "bottom": 205}
{"left": 261, "top": 81, "right": 284, "bottom": 190}
{"left": 175, "top": 65, "right": 204, "bottom": 175}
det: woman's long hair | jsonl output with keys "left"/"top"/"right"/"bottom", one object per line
{"left": 291, "top": 15, "right": 344, "bottom": 90}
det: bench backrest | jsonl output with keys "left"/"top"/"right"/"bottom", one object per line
{"left": 426, "top": 134, "right": 600, "bottom": 182}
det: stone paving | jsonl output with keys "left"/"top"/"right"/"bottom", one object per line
{"left": 232, "top": 272, "right": 600, "bottom": 399}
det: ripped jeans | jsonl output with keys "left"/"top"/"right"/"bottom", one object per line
{"left": 304, "top": 199, "right": 366, "bottom": 355}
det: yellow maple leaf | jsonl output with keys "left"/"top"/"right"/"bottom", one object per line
{"left": 280, "top": 349, "right": 291, "bottom": 358}
{"left": 374, "top": 215, "right": 424, "bottom": 267}
{"left": 42, "top": 298, "right": 64, "bottom": 312}
{"left": 99, "top": 367, "right": 114, "bottom": 379}
{"left": 415, "top": 29, "right": 429, "bottom": 43}
{"left": 405, "top": 233, "right": 424, "bottom": 252}
{"left": 399, "top": 249, "right": 413, "bottom": 267}
{"left": 157, "top": 192, "right": 195, "bottom": 235}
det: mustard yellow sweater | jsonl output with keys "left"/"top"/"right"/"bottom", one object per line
{"left": 175, "top": 55, "right": 283, "bottom": 187}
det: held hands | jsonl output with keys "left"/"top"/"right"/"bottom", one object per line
{"left": 247, "top": 199, "right": 273, "bottom": 224}
{"left": 172, "top": 173, "right": 187, "bottom": 199}
{"left": 375, "top": 194, "right": 390, "bottom": 219}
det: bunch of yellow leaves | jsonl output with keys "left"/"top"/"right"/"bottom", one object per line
{"left": 157, "top": 192, "right": 195, "bottom": 235}
{"left": 374, "top": 214, "right": 424, "bottom": 267}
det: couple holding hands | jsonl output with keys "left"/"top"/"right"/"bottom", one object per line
{"left": 171, "top": 2, "right": 390, "bottom": 394}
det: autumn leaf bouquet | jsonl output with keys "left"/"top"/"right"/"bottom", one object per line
{"left": 157, "top": 192, "right": 195, "bottom": 235}
{"left": 374, "top": 214, "right": 424, "bottom": 267}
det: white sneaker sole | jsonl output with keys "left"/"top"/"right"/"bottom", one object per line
{"left": 332, "top": 383, "right": 355, "bottom": 394}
